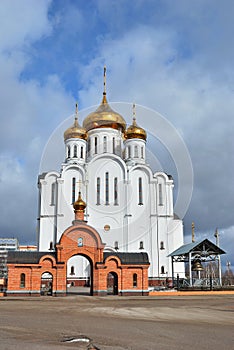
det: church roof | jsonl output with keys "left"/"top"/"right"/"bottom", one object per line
{"left": 103, "top": 252, "right": 149, "bottom": 265}
{"left": 7, "top": 251, "right": 56, "bottom": 264}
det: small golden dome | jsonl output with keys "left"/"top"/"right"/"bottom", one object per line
{"left": 82, "top": 66, "right": 126, "bottom": 132}
{"left": 125, "top": 104, "right": 147, "bottom": 140}
{"left": 64, "top": 104, "right": 87, "bottom": 141}
{"left": 73, "top": 191, "right": 86, "bottom": 212}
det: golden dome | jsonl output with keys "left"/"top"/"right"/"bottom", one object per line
{"left": 125, "top": 104, "right": 147, "bottom": 140}
{"left": 73, "top": 191, "right": 86, "bottom": 212}
{"left": 82, "top": 66, "right": 126, "bottom": 132}
{"left": 64, "top": 104, "right": 87, "bottom": 141}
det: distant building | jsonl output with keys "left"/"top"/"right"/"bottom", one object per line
{"left": 0, "top": 238, "right": 19, "bottom": 278}
{"left": 19, "top": 245, "right": 37, "bottom": 251}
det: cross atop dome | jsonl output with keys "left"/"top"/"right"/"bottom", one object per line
{"left": 82, "top": 66, "right": 126, "bottom": 132}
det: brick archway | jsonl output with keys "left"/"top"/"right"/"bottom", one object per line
{"left": 56, "top": 222, "right": 106, "bottom": 295}
{"left": 7, "top": 220, "right": 149, "bottom": 296}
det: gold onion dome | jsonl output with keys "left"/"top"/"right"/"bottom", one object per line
{"left": 73, "top": 191, "right": 86, "bottom": 212}
{"left": 82, "top": 66, "right": 126, "bottom": 132}
{"left": 64, "top": 103, "right": 87, "bottom": 141}
{"left": 125, "top": 104, "right": 147, "bottom": 140}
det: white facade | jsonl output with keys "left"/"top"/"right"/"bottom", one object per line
{"left": 37, "top": 88, "right": 185, "bottom": 279}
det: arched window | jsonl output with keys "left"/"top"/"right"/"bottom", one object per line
{"left": 51, "top": 183, "right": 56, "bottom": 205}
{"left": 78, "top": 237, "right": 83, "bottom": 247}
{"left": 114, "top": 177, "right": 118, "bottom": 205}
{"left": 80, "top": 146, "right": 84, "bottom": 159}
{"left": 141, "top": 146, "right": 144, "bottom": 159}
{"left": 139, "top": 241, "right": 144, "bottom": 250}
{"left": 134, "top": 145, "right": 138, "bottom": 158}
{"left": 114, "top": 241, "right": 119, "bottom": 250}
{"left": 128, "top": 146, "right": 131, "bottom": 158}
{"left": 67, "top": 145, "right": 70, "bottom": 158}
{"left": 20, "top": 273, "right": 25, "bottom": 288}
{"left": 87, "top": 139, "right": 90, "bottom": 154}
{"left": 160, "top": 241, "right": 165, "bottom": 250}
{"left": 96, "top": 177, "right": 100, "bottom": 205}
{"left": 133, "top": 273, "right": 137, "bottom": 287}
{"left": 103, "top": 136, "right": 107, "bottom": 152}
{"left": 113, "top": 137, "right": 115, "bottom": 154}
{"left": 49, "top": 241, "right": 53, "bottom": 250}
{"left": 94, "top": 137, "right": 98, "bottom": 154}
{"left": 74, "top": 145, "right": 77, "bottom": 158}
{"left": 159, "top": 183, "right": 163, "bottom": 205}
{"left": 105, "top": 172, "right": 109, "bottom": 205}
{"left": 161, "top": 266, "right": 165, "bottom": 274}
{"left": 70, "top": 266, "right": 75, "bottom": 275}
{"left": 72, "top": 177, "right": 76, "bottom": 204}
{"left": 138, "top": 177, "right": 143, "bottom": 205}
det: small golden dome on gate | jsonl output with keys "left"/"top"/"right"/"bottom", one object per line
{"left": 73, "top": 192, "right": 86, "bottom": 212}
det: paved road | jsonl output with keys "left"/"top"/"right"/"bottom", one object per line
{"left": 0, "top": 295, "right": 233, "bottom": 349}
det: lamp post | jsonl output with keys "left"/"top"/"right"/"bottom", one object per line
{"left": 214, "top": 228, "right": 222, "bottom": 286}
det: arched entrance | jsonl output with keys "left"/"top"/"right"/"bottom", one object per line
{"left": 66, "top": 254, "right": 93, "bottom": 295}
{"left": 40, "top": 272, "right": 53, "bottom": 296}
{"left": 107, "top": 272, "right": 118, "bottom": 295}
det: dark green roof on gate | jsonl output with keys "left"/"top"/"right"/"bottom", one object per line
{"left": 103, "top": 252, "right": 149, "bottom": 265}
{"left": 7, "top": 251, "right": 56, "bottom": 264}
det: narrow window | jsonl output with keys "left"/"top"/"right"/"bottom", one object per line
{"left": 20, "top": 273, "right": 25, "bottom": 288}
{"left": 161, "top": 266, "right": 165, "bottom": 274}
{"left": 67, "top": 145, "right": 70, "bottom": 158}
{"left": 105, "top": 172, "right": 109, "bottom": 205}
{"left": 74, "top": 145, "right": 77, "bottom": 158}
{"left": 160, "top": 241, "right": 165, "bottom": 250}
{"left": 49, "top": 241, "right": 53, "bottom": 250}
{"left": 139, "top": 241, "right": 144, "bottom": 250}
{"left": 138, "top": 177, "right": 143, "bottom": 205}
{"left": 94, "top": 137, "right": 98, "bottom": 154}
{"left": 114, "top": 241, "right": 119, "bottom": 250}
{"left": 133, "top": 273, "right": 137, "bottom": 287}
{"left": 78, "top": 237, "right": 83, "bottom": 247}
{"left": 114, "top": 177, "right": 118, "bottom": 205}
{"left": 72, "top": 177, "right": 76, "bottom": 204}
{"left": 134, "top": 145, "right": 138, "bottom": 158}
{"left": 80, "top": 146, "right": 84, "bottom": 159}
{"left": 103, "top": 136, "right": 107, "bottom": 152}
{"left": 141, "top": 146, "right": 144, "bottom": 159}
{"left": 87, "top": 139, "right": 90, "bottom": 154}
{"left": 51, "top": 183, "right": 56, "bottom": 205}
{"left": 113, "top": 137, "right": 115, "bottom": 154}
{"left": 159, "top": 183, "right": 163, "bottom": 205}
{"left": 70, "top": 266, "right": 75, "bottom": 275}
{"left": 96, "top": 177, "right": 100, "bottom": 205}
{"left": 128, "top": 146, "right": 131, "bottom": 158}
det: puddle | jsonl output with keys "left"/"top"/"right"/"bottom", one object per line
{"left": 62, "top": 335, "right": 91, "bottom": 343}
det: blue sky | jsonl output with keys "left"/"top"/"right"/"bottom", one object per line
{"left": 0, "top": 0, "right": 233, "bottom": 269}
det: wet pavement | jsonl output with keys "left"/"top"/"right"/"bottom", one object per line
{"left": 0, "top": 294, "right": 233, "bottom": 349}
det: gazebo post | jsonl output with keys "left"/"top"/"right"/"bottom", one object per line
{"left": 189, "top": 252, "right": 192, "bottom": 286}
{"left": 171, "top": 256, "right": 174, "bottom": 288}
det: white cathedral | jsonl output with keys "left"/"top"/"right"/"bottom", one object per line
{"left": 37, "top": 68, "right": 185, "bottom": 283}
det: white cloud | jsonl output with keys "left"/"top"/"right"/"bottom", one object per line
{"left": 0, "top": 0, "right": 52, "bottom": 50}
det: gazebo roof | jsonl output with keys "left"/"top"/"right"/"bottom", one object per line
{"left": 168, "top": 239, "right": 225, "bottom": 258}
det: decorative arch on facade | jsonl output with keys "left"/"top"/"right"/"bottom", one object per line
{"left": 89, "top": 153, "right": 128, "bottom": 180}
{"left": 129, "top": 164, "right": 155, "bottom": 183}
{"left": 61, "top": 164, "right": 86, "bottom": 180}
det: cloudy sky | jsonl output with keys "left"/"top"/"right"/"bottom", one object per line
{"left": 0, "top": 0, "right": 233, "bottom": 268}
